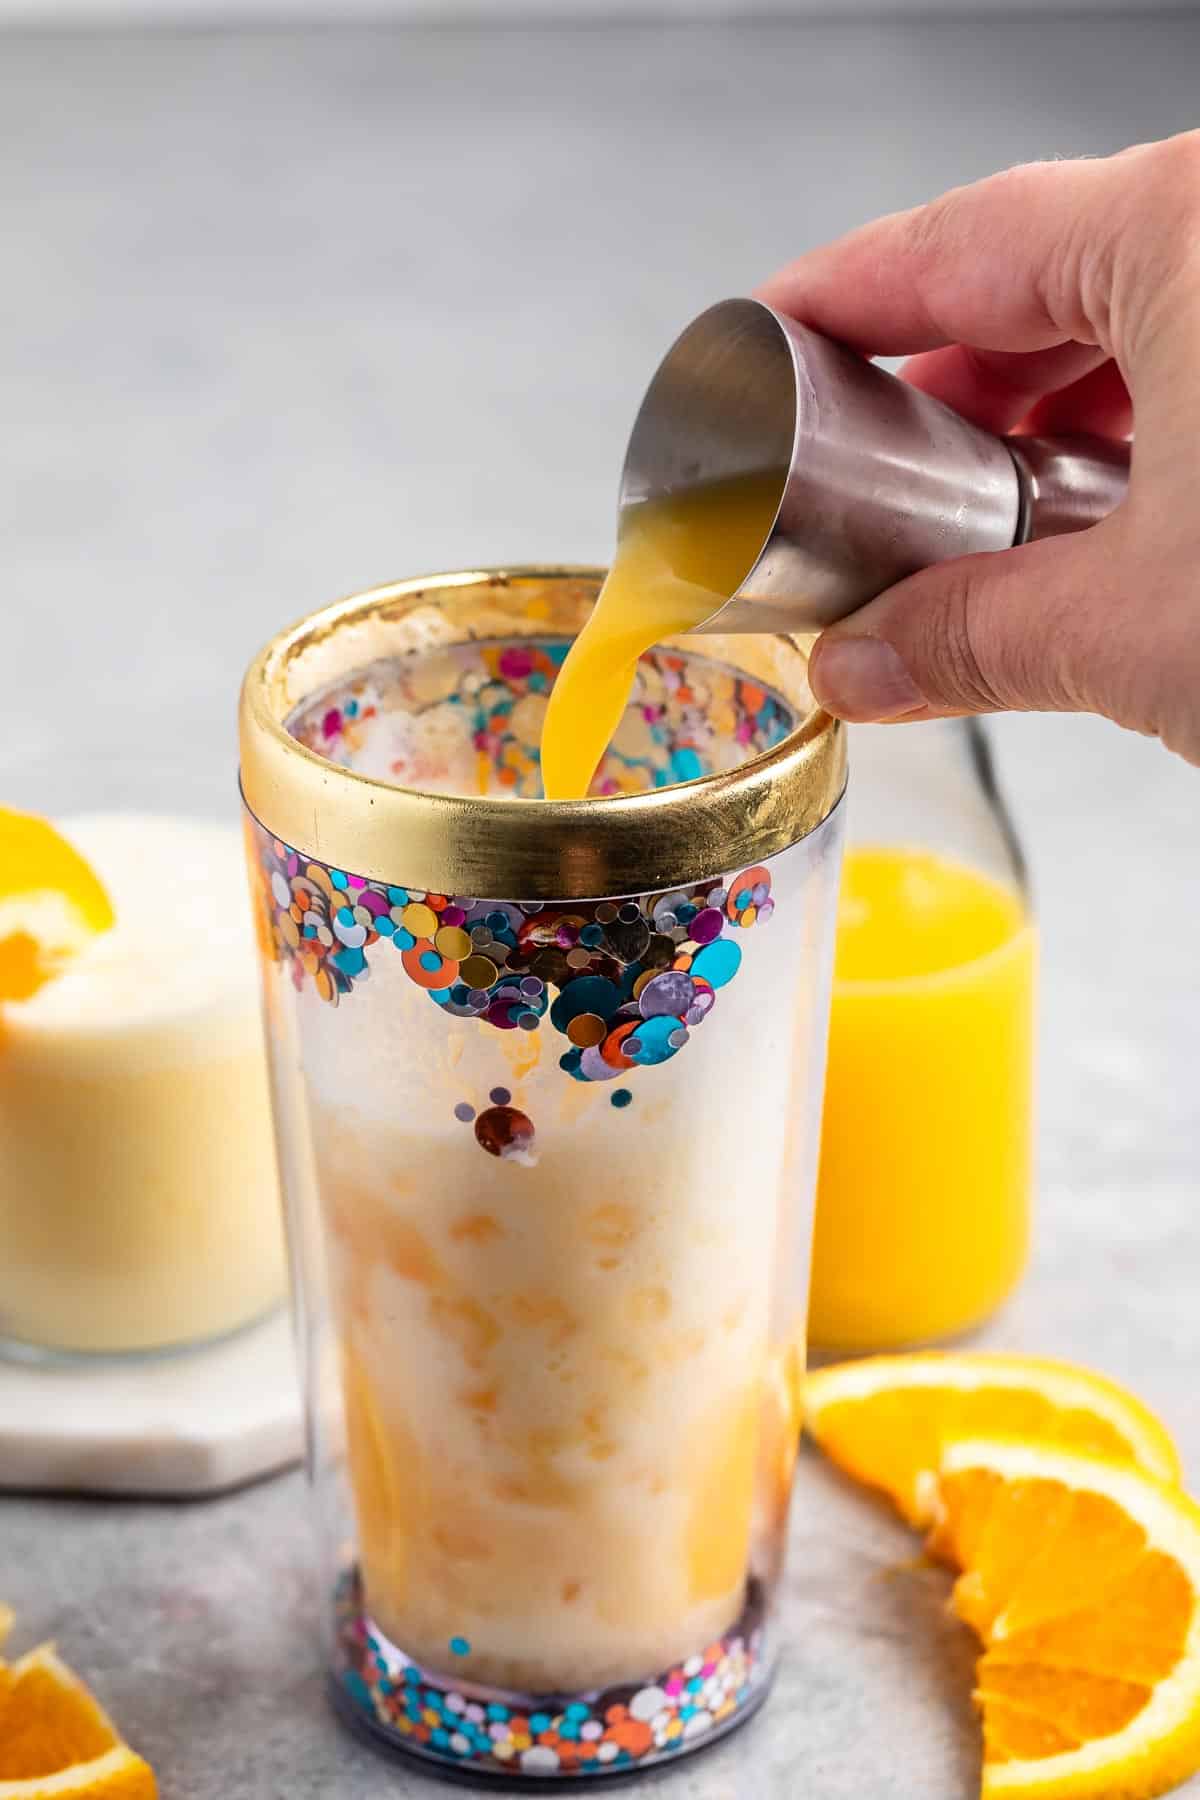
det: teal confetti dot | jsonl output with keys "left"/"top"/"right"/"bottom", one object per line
{"left": 330, "top": 869, "right": 349, "bottom": 890}
{"left": 449, "top": 1635, "right": 471, "bottom": 1657}
{"left": 331, "top": 946, "right": 367, "bottom": 977}
{"left": 692, "top": 937, "right": 742, "bottom": 988}
{"left": 670, "top": 746, "right": 703, "bottom": 783}
{"left": 393, "top": 928, "right": 416, "bottom": 951}
{"left": 611, "top": 1088, "right": 633, "bottom": 1108}
{"left": 419, "top": 950, "right": 442, "bottom": 972}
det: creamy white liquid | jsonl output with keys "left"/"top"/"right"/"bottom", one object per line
{"left": 0, "top": 814, "right": 286, "bottom": 1354}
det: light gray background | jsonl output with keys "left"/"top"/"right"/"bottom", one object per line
{"left": 3, "top": 14, "right": 1199, "bottom": 1799}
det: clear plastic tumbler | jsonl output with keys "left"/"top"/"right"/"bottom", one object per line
{"left": 239, "top": 567, "right": 846, "bottom": 1781}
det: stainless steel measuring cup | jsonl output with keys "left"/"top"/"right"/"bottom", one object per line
{"left": 620, "top": 297, "right": 1131, "bottom": 634}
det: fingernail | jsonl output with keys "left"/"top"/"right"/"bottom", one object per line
{"left": 810, "top": 636, "right": 924, "bottom": 721}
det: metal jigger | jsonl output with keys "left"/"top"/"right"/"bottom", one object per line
{"left": 619, "top": 297, "right": 1131, "bottom": 634}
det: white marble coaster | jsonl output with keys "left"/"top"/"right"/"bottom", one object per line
{"left": 0, "top": 1310, "right": 303, "bottom": 1496}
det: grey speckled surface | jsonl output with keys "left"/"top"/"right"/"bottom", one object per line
{"left": 3, "top": 15, "right": 1200, "bottom": 1798}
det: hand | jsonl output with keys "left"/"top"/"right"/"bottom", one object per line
{"left": 757, "top": 133, "right": 1200, "bottom": 765}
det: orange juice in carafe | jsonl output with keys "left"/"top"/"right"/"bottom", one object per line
{"left": 809, "top": 844, "right": 1034, "bottom": 1350}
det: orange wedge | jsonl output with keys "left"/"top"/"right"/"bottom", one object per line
{"left": 0, "top": 1638, "right": 155, "bottom": 1799}
{"left": 933, "top": 1438, "right": 1200, "bottom": 1800}
{"left": 805, "top": 1353, "right": 1181, "bottom": 1526}
{"left": 0, "top": 810, "right": 114, "bottom": 1002}
{"left": 0, "top": 1746, "right": 156, "bottom": 1799}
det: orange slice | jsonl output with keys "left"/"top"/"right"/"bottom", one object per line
{"left": 934, "top": 1438, "right": 1200, "bottom": 1800}
{"left": 0, "top": 1746, "right": 156, "bottom": 1799}
{"left": 0, "top": 1638, "right": 155, "bottom": 1799}
{"left": 805, "top": 1353, "right": 1180, "bottom": 1526}
{"left": 0, "top": 810, "right": 114, "bottom": 1002}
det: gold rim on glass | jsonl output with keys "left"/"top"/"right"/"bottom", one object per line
{"left": 238, "top": 566, "right": 846, "bottom": 900}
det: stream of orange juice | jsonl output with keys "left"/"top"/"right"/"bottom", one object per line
{"left": 809, "top": 845, "right": 1034, "bottom": 1350}
{"left": 539, "top": 472, "right": 781, "bottom": 799}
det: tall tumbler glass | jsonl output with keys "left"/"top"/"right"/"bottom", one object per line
{"left": 239, "top": 568, "right": 846, "bottom": 1782}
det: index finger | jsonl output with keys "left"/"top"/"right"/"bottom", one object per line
{"left": 755, "top": 152, "right": 1146, "bottom": 359}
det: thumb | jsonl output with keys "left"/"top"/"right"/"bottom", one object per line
{"left": 807, "top": 526, "right": 1133, "bottom": 729}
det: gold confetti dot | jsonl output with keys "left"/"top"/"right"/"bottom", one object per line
{"left": 435, "top": 925, "right": 473, "bottom": 960}
{"left": 403, "top": 901, "right": 438, "bottom": 937}
{"left": 460, "top": 954, "right": 499, "bottom": 991}
{"left": 566, "top": 1012, "right": 607, "bottom": 1048}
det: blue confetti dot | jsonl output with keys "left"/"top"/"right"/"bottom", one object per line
{"left": 393, "top": 928, "right": 416, "bottom": 951}
{"left": 580, "top": 922, "right": 605, "bottom": 947}
{"left": 403, "top": 1665, "right": 421, "bottom": 1685}
{"left": 611, "top": 1088, "right": 633, "bottom": 1109}
{"left": 430, "top": 986, "right": 453, "bottom": 1003}
{"left": 670, "top": 747, "right": 703, "bottom": 783}
{"left": 331, "top": 946, "right": 366, "bottom": 977}
{"left": 565, "top": 1703, "right": 590, "bottom": 1721}
{"left": 430, "top": 1728, "right": 450, "bottom": 1749}
{"left": 487, "top": 1702, "right": 510, "bottom": 1722}
{"left": 735, "top": 887, "right": 752, "bottom": 910}
{"left": 550, "top": 975, "right": 621, "bottom": 1034}
{"left": 692, "top": 937, "right": 742, "bottom": 988}
{"left": 330, "top": 869, "right": 349, "bottom": 890}
{"left": 336, "top": 905, "right": 356, "bottom": 926}
{"left": 345, "top": 698, "right": 359, "bottom": 717}
{"left": 626, "top": 1013, "right": 687, "bottom": 1066}
{"left": 559, "top": 1720, "right": 580, "bottom": 1741}
{"left": 449, "top": 1635, "right": 471, "bottom": 1656}
{"left": 530, "top": 1712, "right": 552, "bottom": 1734}
{"left": 387, "top": 886, "right": 409, "bottom": 905}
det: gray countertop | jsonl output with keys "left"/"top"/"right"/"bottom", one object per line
{"left": 3, "top": 14, "right": 1199, "bottom": 1798}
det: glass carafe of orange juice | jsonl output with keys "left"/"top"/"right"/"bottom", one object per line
{"left": 808, "top": 718, "right": 1034, "bottom": 1352}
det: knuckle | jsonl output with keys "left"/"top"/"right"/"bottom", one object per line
{"left": 910, "top": 569, "right": 1008, "bottom": 713}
